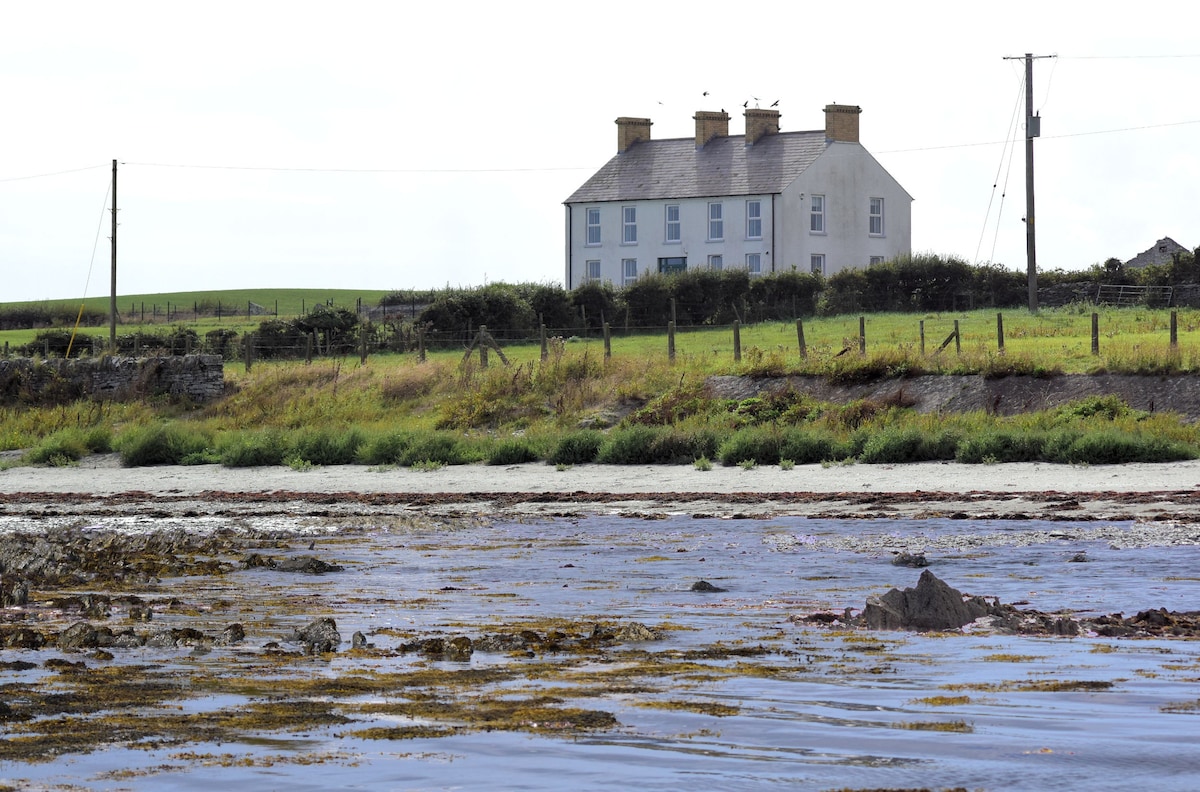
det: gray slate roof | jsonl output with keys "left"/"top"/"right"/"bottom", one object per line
{"left": 565, "top": 131, "right": 829, "bottom": 204}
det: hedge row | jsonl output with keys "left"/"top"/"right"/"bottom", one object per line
{"left": 82, "top": 422, "right": 1193, "bottom": 471}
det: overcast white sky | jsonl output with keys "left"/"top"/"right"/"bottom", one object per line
{"left": 2, "top": 1, "right": 1198, "bottom": 303}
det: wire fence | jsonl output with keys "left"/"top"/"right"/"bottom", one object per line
{"left": 2, "top": 309, "right": 1191, "bottom": 370}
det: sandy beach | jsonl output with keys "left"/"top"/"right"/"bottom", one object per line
{"left": 2, "top": 455, "right": 1199, "bottom": 521}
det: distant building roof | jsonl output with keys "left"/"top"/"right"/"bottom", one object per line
{"left": 564, "top": 131, "right": 829, "bottom": 204}
{"left": 1125, "top": 237, "right": 1189, "bottom": 268}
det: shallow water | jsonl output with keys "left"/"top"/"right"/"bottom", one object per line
{"left": 6, "top": 514, "right": 1200, "bottom": 791}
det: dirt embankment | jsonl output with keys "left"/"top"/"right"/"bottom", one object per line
{"left": 707, "top": 373, "right": 1200, "bottom": 421}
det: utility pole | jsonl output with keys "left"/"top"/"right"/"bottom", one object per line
{"left": 110, "top": 159, "right": 117, "bottom": 350}
{"left": 1004, "top": 53, "right": 1054, "bottom": 312}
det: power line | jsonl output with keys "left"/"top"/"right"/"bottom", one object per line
{"left": 1060, "top": 53, "right": 1200, "bottom": 60}
{"left": 122, "top": 161, "right": 589, "bottom": 174}
{"left": 879, "top": 118, "right": 1200, "bottom": 154}
{"left": 0, "top": 164, "right": 108, "bottom": 183}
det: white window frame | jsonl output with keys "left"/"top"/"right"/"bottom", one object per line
{"left": 810, "top": 254, "right": 825, "bottom": 275}
{"left": 869, "top": 197, "right": 884, "bottom": 236}
{"left": 746, "top": 253, "right": 762, "bottom": 275}
{"left": 664, "top": 204, "right": 681, "bottom": 243}
{"left": 708, "top": 254, "right": 723, "bottom": 271}
{"left": 869, "top": 256, "right": 885, "bottom": 266}
{"left": 586, "top": 208, "right": 601, "bottom": 246}
{"left": 708, "top": 202, "right": 723, "bottom": 241}
{"left": 809, "top": 194, "right": 825, "bottom": 234}
{"left": 586, "top": 259, "right": 602, "bottom": 283}
{"left": 746, "top": 200, "right": 762, "bottom": 240}
{"left": 622, "top": 206, "right": 637, "bottom": 244}
{"left": 622, "top": 258, "right": 638, "bottom": 285}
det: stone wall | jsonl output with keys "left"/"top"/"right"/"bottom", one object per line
{"left": 0, "top": 355, "right": 224, "bottom": 403}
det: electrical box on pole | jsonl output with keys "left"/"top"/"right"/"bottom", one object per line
{"left": 1003, "top": 52, "right": 1054, "bottom": 313}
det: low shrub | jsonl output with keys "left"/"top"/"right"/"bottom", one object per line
{"left": 1046, "top": 430, "right": 1196, "bottom": 465}
{"left": 778, "top": 429, "right": 841, "bottom": 464}
{"left": 219, "top": 429, "right": 291, "bottom": 467}
{"left": 860, "top": 426, "right": 959, "bottom": 463}
{"left": 597, "top": 425, "right": 665, "bottom": 464}
{"left": 487, "top": 437, "right": 544, "bottom": 465}
{"left": 289, "top": 427, "right": 365, "bottom": 466}
{"left": 718, "top": 428, "right": 782, "bottom": 466}
{"left": 116, "top": 424, "right": 212, "bottom": 467}
{"left": 956, "top": 430, "right": 1046, "bottom": 463}
{"left": 358, "top": 431, "right": 414, "bottom": 466}
{"left": 595, "top": 425, "right": 715, "bottom": 465}
{"left": 549, "top": 430, "right": 603, "bottom": 465}
{"left": 23, "top": 426, "right": 110, "bottom": 465}
{"left": 395, "top": 432, "right": 479, "bottom": 467}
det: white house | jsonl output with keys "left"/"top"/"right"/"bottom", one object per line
{"left": 564, "top": 104, "right": 912, "bottom": 289}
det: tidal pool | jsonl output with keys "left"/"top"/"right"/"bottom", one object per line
{"left": 3, "top": 513, "right": 1200, "bottom": 791}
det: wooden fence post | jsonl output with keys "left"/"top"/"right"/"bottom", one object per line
{"left": 305, "top": 333, "right": 313, "bottom": 364}
{"left": 603, "top": 322, "right": 611, "bottom": 359}
{"left": 360, "top": 324, "right": 368, "bottom": 364}
{"left": 245, "top": 334, "right": 254, "bottom": 372}
{"left": 418, "top": 325, "right": 426, "bottom": 363}
{"left": 796, "top": 319, "right": 807, "bottom": 359}
{"left": 919, "top": 320, "right": 926, "bottom": 356}
{"left": 668, "top": 321, "right": 676, "bottom": 361}
{"left": 1091, "top": 312, "right": 1100, "bottom": 356}
{"left": 479, "top": 325, "right": 489, "bottom": 369}
{"left": 954, "top": 320, "right": 961, "bottom": 355}
{"left": 540, "top": 324, "right": 548, "bottom": 361}
{"left": 1171, "top": 310, "right": 1178, "bottom": 349}
{"left": 996, "top": 312, "right": 1005, "bottom": 353}
{"left": 858, "top": 316, "right": 866, "bottom": 355}
{"left": 733, "top": 320, "right": 742, "bottom": 362}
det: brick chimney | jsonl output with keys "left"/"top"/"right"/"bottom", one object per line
{"left": 693, "top": 110, "right": 730, "bottom": 147}
{"left": 824, "top": 104, "right": 862, "bottom": 143}
{"left": 744, "top": 108, "right": 780, "bottom": 146}
{"left": 616, "top": 117, "right": 652, "bottom": 153}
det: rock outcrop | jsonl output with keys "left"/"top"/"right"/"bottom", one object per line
{"left": 863, "top": 570, "right": 994, "bottom": 631}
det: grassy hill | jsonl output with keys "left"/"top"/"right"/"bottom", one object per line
{"left": 2, "top": 288, "right": 391, "bottom": 321}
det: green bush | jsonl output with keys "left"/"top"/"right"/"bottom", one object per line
{"left": 597, "top": 425, "right": 660, "bottom": 464}
{"left": 778, "top": 429, "right": 841, "bottom": 464}
{"left": 358, "top": 431, "right": 414, "bottom": 466}
{"left": 1053, "top": 395, "right": 1136, "bottom": 423}
{"left": 116, "top": 424, "right": 212, "bottom": 467}
{"left": 487, "top": 437, "right": 544, "bottom": 465}
{"left": 1046, "top": 430, "right": 1196, "bottom": 464}
{"left": 859, "top": 426, "right": 959, "bottom": 463}
{"left": 956, "top": 430, "right": 1046, "bottom": 463}
{"left": 593, "top": 425, "right": 711, "bottom": 465}
{"left": 289, "top": 428, "right": 365, "bottom": 466}
{"left": 549, "top": 430, "right": 603, "bottom": 465}
{"left": 718, "top": 428, "right": 782, "bottom": 466}
{"left": 219, "top": 429, "right": 291, "bottom": 467}
{"left": 23, "top": 426, "right": 111, "bottom": 465}
{"left": 395, "top": 433, "right": 479, "bottom": 467}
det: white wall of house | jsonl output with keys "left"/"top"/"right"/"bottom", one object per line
{"left": 565, "top": 195, "right": 775, "bottom": 289}
{"left": 776, "top": 143, "right": 912, "bottom": 276}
